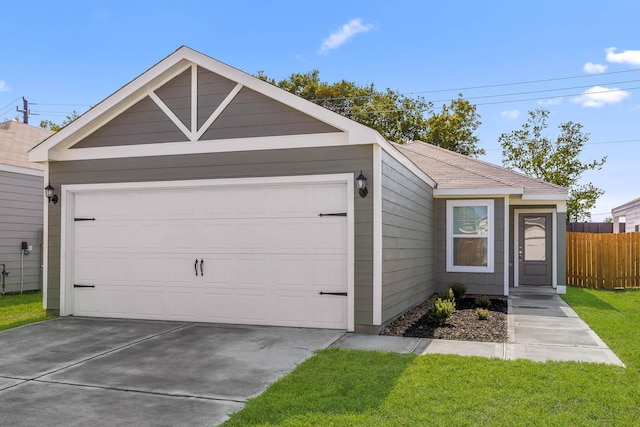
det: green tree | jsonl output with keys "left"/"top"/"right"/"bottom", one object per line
{"left": 258, "top": 70, "right": 483, "bottom": 156}
{"left": 499, "top": 108, "right": 606, "bottom": 222}
{"left": 423, "top": 95, "right": 484, "bottom": 157}
{"left": 39, "top": 111, "right": 80, "bottom": 131}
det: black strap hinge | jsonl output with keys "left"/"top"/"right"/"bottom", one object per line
{"left": 318, "top": 212, "right": 347, "bottom": 217}
{"left": 319, "top": 291, "right": 347, "bottom": 296}
{"left": 74, "top": 284, "right": 95, "bottom": 288}
{"left": 74, "top": 218, "right": 96, "bottom": 222}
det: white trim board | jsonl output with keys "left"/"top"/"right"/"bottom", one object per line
{"left": 58, "top": 173, "right": 356, "bottom": 331}
{"left": 372, "top": 144, "right": 382, "bottom": 325}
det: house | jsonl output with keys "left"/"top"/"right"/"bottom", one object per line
{"left": 29, "top": 47, "right": 568, "bottom": 333}
{"left": 612, "top": 197, "right": 640, "bottom": 233}
{"left": 0, "top": 119, "right": 53, "bottom": 294}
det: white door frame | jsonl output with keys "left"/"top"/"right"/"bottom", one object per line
{"left": 59, "top": 174, "right": 355, "bottom": 331}
{"left": 513, "top": 208, "right": 557, "bottom": 288}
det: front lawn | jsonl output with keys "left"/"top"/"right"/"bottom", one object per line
{"left": 224, "top": 287, "right": 640, "bottom": 426}
{"left": 0, "top": 291, "right": 52, "bottom": 331}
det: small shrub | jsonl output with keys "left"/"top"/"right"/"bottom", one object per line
{"left": 475, "top": 295, "right": 491, "bottom": 308}
{"left": 476, "top": 308, "right": 490, "bottom": 320}
{"left": 438, "top": 288, "right": 455, "bottom": 303}
{"left": 431, "top": 298, "right": 455, "bottom": 325}
{"left": 451, "top": 283, "right": 467, "bottom": 300}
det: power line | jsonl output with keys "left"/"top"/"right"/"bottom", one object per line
{"left": 404, "top": 67, "right": 640, "bottom": 95}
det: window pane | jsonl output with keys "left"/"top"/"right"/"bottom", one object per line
{"left": 453, "top": 206, "right": 488, "bottom": 234}
{"left": 524, "top": 216, "right": 546, "bottom": 261}
{"left": 453, "top": 238, "right": 488, "bottom": 266}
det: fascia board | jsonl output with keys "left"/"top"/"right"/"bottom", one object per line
{"left": 521, "top": 193, "right": 568, "bottom": 201}
{"left": 434, "top": 187, "right": 523, "bottom": 197}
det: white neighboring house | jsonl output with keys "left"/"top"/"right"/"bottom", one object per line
{"left": 612, "top": 197, "right": 640, "bottom": 233}
{"left": 0, "top": 119, "right": 53, "bottom": 294}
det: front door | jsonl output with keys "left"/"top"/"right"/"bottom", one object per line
{"left": 518, "top": 213, "right": 552, "bottom": 286}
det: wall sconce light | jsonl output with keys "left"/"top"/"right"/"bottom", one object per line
{"left": 356, "top": 171, "right": 368, "bottom": 198}
{"left": 45, "top": 184, "right": 58, "bottom": 204}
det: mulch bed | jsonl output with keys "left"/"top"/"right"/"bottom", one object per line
{"left": 380, "top": 295, "right": 508, "bottom": 343}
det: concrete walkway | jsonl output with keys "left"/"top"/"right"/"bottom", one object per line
{"left": 332, "top": 287, "right": 625, "bottom": 366}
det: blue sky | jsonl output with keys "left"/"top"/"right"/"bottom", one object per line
{"left": 2, "top": 0, "right": 639, "bottom": 221}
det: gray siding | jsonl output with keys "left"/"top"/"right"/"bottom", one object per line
{"left": 202, "top": 87, "right": 339, "bottom": 140}
{"left": 0, "top": 171, "right": 43, "bottom": 293}
{"left": 435, "top": 197, "right": 506, "bottom": 295}
{"left": 380, "top": 150, "right": 434, "bottom": 323}
{"left": 47, "top": 145, "right": 374, "bottom": 325}
{"left": 71, "top": 96, "right": 186, "bottom": 148}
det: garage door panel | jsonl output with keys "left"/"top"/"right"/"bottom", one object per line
{"left": 197, "top": 291, "right": 235, "bottom": 321}
{"left": 313, "top": 222, "right": 347, "bottom": 250}
{"left": 137, "top": 224, "right": 165, "bottom": 249}
{"left": 235, "top": 293, "right": 268, "bottom": 321}
{"left": 276, "top": 258, "right": 308, "bottom": 287}
{"left": 133, "top": 289, "right": 164, "bottom": 315}
{"left": 200, "top": 257, "right": 235, "bottom": 284}
{"left": 313, "top": 296, "right": 347, "bottom": 326}
{"left": 276, "top": 294, "right": 309, "bottom": 323}
{"left": 167, "top": 291, "right": 197, "bottom": 318}
{"left": 72, "top": 179, "right": 348, "bottom": 329}
{"left": 103, "top": 256, "right": 131, "bottom": 282}
{"left": 276, "top": 223, "right": 308, "bottom": 249}
{"left": 203, "top": 189, "right": 234, "bottom": 216}
{"left": 313, "top": 258, "right": 347, "bottom": 288}
{"left": 237, "top": 188, "right": 267, "bottom": 214}
{"left": 137, "top": 257, "right": 166, "bottom": 282}
{"left": 201, "top": 223, "right": 235, "bottom": 249}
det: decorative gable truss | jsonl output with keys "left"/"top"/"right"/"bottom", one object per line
{"left": 70, "top": 63, "right": 341, "bottom": 150}
{"left": 30, "top": 46, "right": 387, "bottom": 162}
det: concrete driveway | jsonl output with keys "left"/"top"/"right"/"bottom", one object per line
{"left": 0, "top": 318, "right": 343, "bottom": 426}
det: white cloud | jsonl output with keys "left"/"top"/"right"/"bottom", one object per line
{"left": 500, "top": 109, "right": 520, "bottom": 119}
{"left": 538, "top": 97, "right": 563, "bottom": 106}
{"left": 318, "top": 18, "right": 374, "bottom": 55}
{"left": 0, "top": 80, "right": 10, "bottom": 92}
{"left": 605, "top": 47, "right": 640, "bottom": 65}
{"left": 583, "top": 62, "right": 608, "bottom": 74}
{"left": 572, "top": 86, "right": 630, "bottom": 107}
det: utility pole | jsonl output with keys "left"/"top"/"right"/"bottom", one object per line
{"left": 16, "top": 97, "right": 30, "bottom": 124}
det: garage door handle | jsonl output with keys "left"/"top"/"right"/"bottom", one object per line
{"left": 195, "top": 259, "right": 199, "bottom": 276}
{"left": 319, "top": 291, "right": 347, "bottom": 296}
{"left": 200, "top": 259, "right": 204, "bottom": 277}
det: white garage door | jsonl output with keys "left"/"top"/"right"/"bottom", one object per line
{"left": 71, "top": 179, "right": 349, "bottom": 329}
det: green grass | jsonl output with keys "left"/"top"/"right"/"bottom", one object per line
{"left": 224, "top": 287, "right": 640, "bottom": 426}
{"left": 0, "top": 291, "right": 53, "bottom": 331}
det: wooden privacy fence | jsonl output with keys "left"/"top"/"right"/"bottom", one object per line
{"left": 566, "top": 232, "right": 640, "bottom": 289}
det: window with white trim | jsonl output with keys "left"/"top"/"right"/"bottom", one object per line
{"left": 446, "top": 200, "right": 494, "bottom": 273}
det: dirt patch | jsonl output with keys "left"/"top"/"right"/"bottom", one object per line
{"left": 380, "top": 296, "right": 508, "bottom": 343}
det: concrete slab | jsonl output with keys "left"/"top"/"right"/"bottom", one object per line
{"left": 505, "top": 343, "right": 625, "bottom": 366}
{"left": 0, "top": 381, "right": 242, "bottom": 427}
{"left": 331, "top": 334, "right": 421, "bottom": 353}
{"left": 0, "top": 377, "right": 24, "bottom": 391}
{"left": 417, "top": 339, "right": 504, "bottom": 358}
{"left": 42, "top": 323, "right": 343, "bottom": 401}
{"left": 510, "top": 314, "right": 586, "bottom": 329}
{"left": 0, "top": 317, "right": 189, "bottom": 379}
{"left": 512, "top": 326, "right": 599, "bottom": 346}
